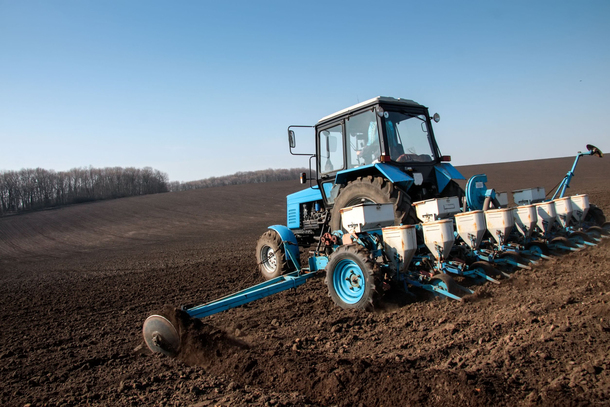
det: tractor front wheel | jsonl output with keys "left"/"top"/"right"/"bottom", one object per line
{"left": 325, "top": 245, "right": 379, "bottom": 311}
{"left": 256, "top": 230, "right": 290, "bottom": 281}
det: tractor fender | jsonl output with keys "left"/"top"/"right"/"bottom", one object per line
{"left": 267, "top": 225, "right": 300, "bottom": 269}
{"left": 435, "top": 163, "right": 466, "bottom": 193}
{"left": 335, "top": 163, "right": 415, "bottom": 190}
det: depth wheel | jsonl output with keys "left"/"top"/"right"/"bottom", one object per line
{"left": 325, "top": 245, "right": 379, "bottom": 311}
{"left": 430, "top": 273, "right": 462, "bottom": 297}
{"left": 550, "top": 236, "right": 576, "bottom": 248}
{"left": 525, "top": 241, "right": 551, "bottom": 256}
{"left": 470, "top": 261, "right": 503, "bottom": 279}
{"left": 498, "top": 251, "right": 529, "bottom": 272}
{"left": 568, "top": 231, "right": 594, "bottom": 245}
{"left": 585, "top": 226, "right": 606, "bottom": 238}
{"left": 499, "top": 251, "right": 529, "bottom": 265}
{"left": 256, "top": 230, "right": 291, "bottom": 281}
{"left": 329, "top": 176, "right": 416, "bottom": 233}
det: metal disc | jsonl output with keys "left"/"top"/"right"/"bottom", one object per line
{"left": 142, "top": 315, "right": 181, "bottom": 357}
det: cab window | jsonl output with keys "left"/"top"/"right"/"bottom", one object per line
{"left": 318, "top": 124, "right": 344, "bottom": 174}
{"left": 346, "top": 110, "right": 381, "bottom": 168}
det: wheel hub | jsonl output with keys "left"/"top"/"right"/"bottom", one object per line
{"left": 346, "top": 271, "right": 361, "bottom": 290}
{"left": 261, "top": 246, "right": 277, "bottom": 273}
{"left": 334, "top": 259, "right": 366, "bottom": 304}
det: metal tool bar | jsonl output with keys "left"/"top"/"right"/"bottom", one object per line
{"left": 186, "top": 271, "right": 316, "bottom": 319}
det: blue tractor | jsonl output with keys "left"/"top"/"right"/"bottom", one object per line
{"left": 255, "top": 97, "right": 466, "bottom": 281}
{"left": 143, "top": 97, "right": 475, "bottom": 357}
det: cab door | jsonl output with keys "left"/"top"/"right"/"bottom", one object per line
{"left": 316, "top": 121, "right": 344, "bottom": 206}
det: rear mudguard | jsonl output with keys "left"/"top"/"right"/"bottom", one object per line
{"left": 268, "top": 225, "right": 300, "bottom": 269}
{"left": 435, "top": 163, "right": 466, "bottom": 193}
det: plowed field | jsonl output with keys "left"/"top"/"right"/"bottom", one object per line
{"left": 1, "top": 156, "right": 609, "bottom": 406}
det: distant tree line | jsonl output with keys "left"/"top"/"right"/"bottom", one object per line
{"left": 168, "top": 168, "right": 312, "bottom": 192}
{"left": 0, "top": 166, "right": 169, "bottom": 216}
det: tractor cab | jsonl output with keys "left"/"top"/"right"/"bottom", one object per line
{"left": 286, "top": 96, "right": 465, "bottom": 243}
{"left": 313, "top": 96, "right": 451, "bottom": 206}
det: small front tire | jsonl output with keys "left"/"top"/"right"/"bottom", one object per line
{"left": 256, "top": 230, "right": 290, "bottom": 281}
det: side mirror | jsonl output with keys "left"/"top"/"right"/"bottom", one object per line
{"left": 288, "top": 130, "right": 296, "bottom": 149}
{"left": 432, "top": 113, "right": 440, "bottom": 123}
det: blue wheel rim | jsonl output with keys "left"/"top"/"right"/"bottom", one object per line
{"left": 333, "top": 259, "right": 366, "bottom": 304}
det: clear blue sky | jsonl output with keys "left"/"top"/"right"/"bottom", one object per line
{"left": 1, "top": 0, "right": 609, "bottom": 182}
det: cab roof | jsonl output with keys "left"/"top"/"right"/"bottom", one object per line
{"left": 317, "top": 96, "right": 424, "bottom": 125}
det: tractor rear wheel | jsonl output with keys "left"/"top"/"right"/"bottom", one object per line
{"left": 256, "top": 230, "right": 290, "bottom": 281}
{"left": 325, "top": 245, "right": 379, "bottom": 311}
{"left": 329, "top": 176, "right": 416, "bottom": 233}
{"left": 440, "top": 180, "right": 465, "bottom": 202}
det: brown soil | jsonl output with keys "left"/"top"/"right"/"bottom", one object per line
{"left": 1, "top": 156, "right": 609, "bottom": 406}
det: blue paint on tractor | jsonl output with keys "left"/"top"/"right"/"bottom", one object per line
{"left": 435, "top": 163, "right": 466, "bottom": 193}
{"left": 267, "top": 225, "right": 300, "bottom": 269}
{"left": 308, "top": 255, "right": 328, "bottom": 272}
{"left": 286, "top": 187, "right": 322, "bottom": 229}
{"left": 335, "top": 163, "right": 415, "bottom": 190}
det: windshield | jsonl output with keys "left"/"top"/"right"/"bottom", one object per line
{"left": 384, "top": 111, "right": 435, "bottom": 163}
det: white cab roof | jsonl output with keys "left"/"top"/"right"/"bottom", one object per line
{"left": 317, "top": 96, "right": 423, "bottom": 124}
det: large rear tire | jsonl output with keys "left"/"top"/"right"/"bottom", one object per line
{"left": 329, "top": 176, "right": 415, "bottom": 233}
{"left": 256, "top": 230, "right": 290, "bottom": 281}
{"left": 325, "top": 245, "right": 379, "bottom": 311}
